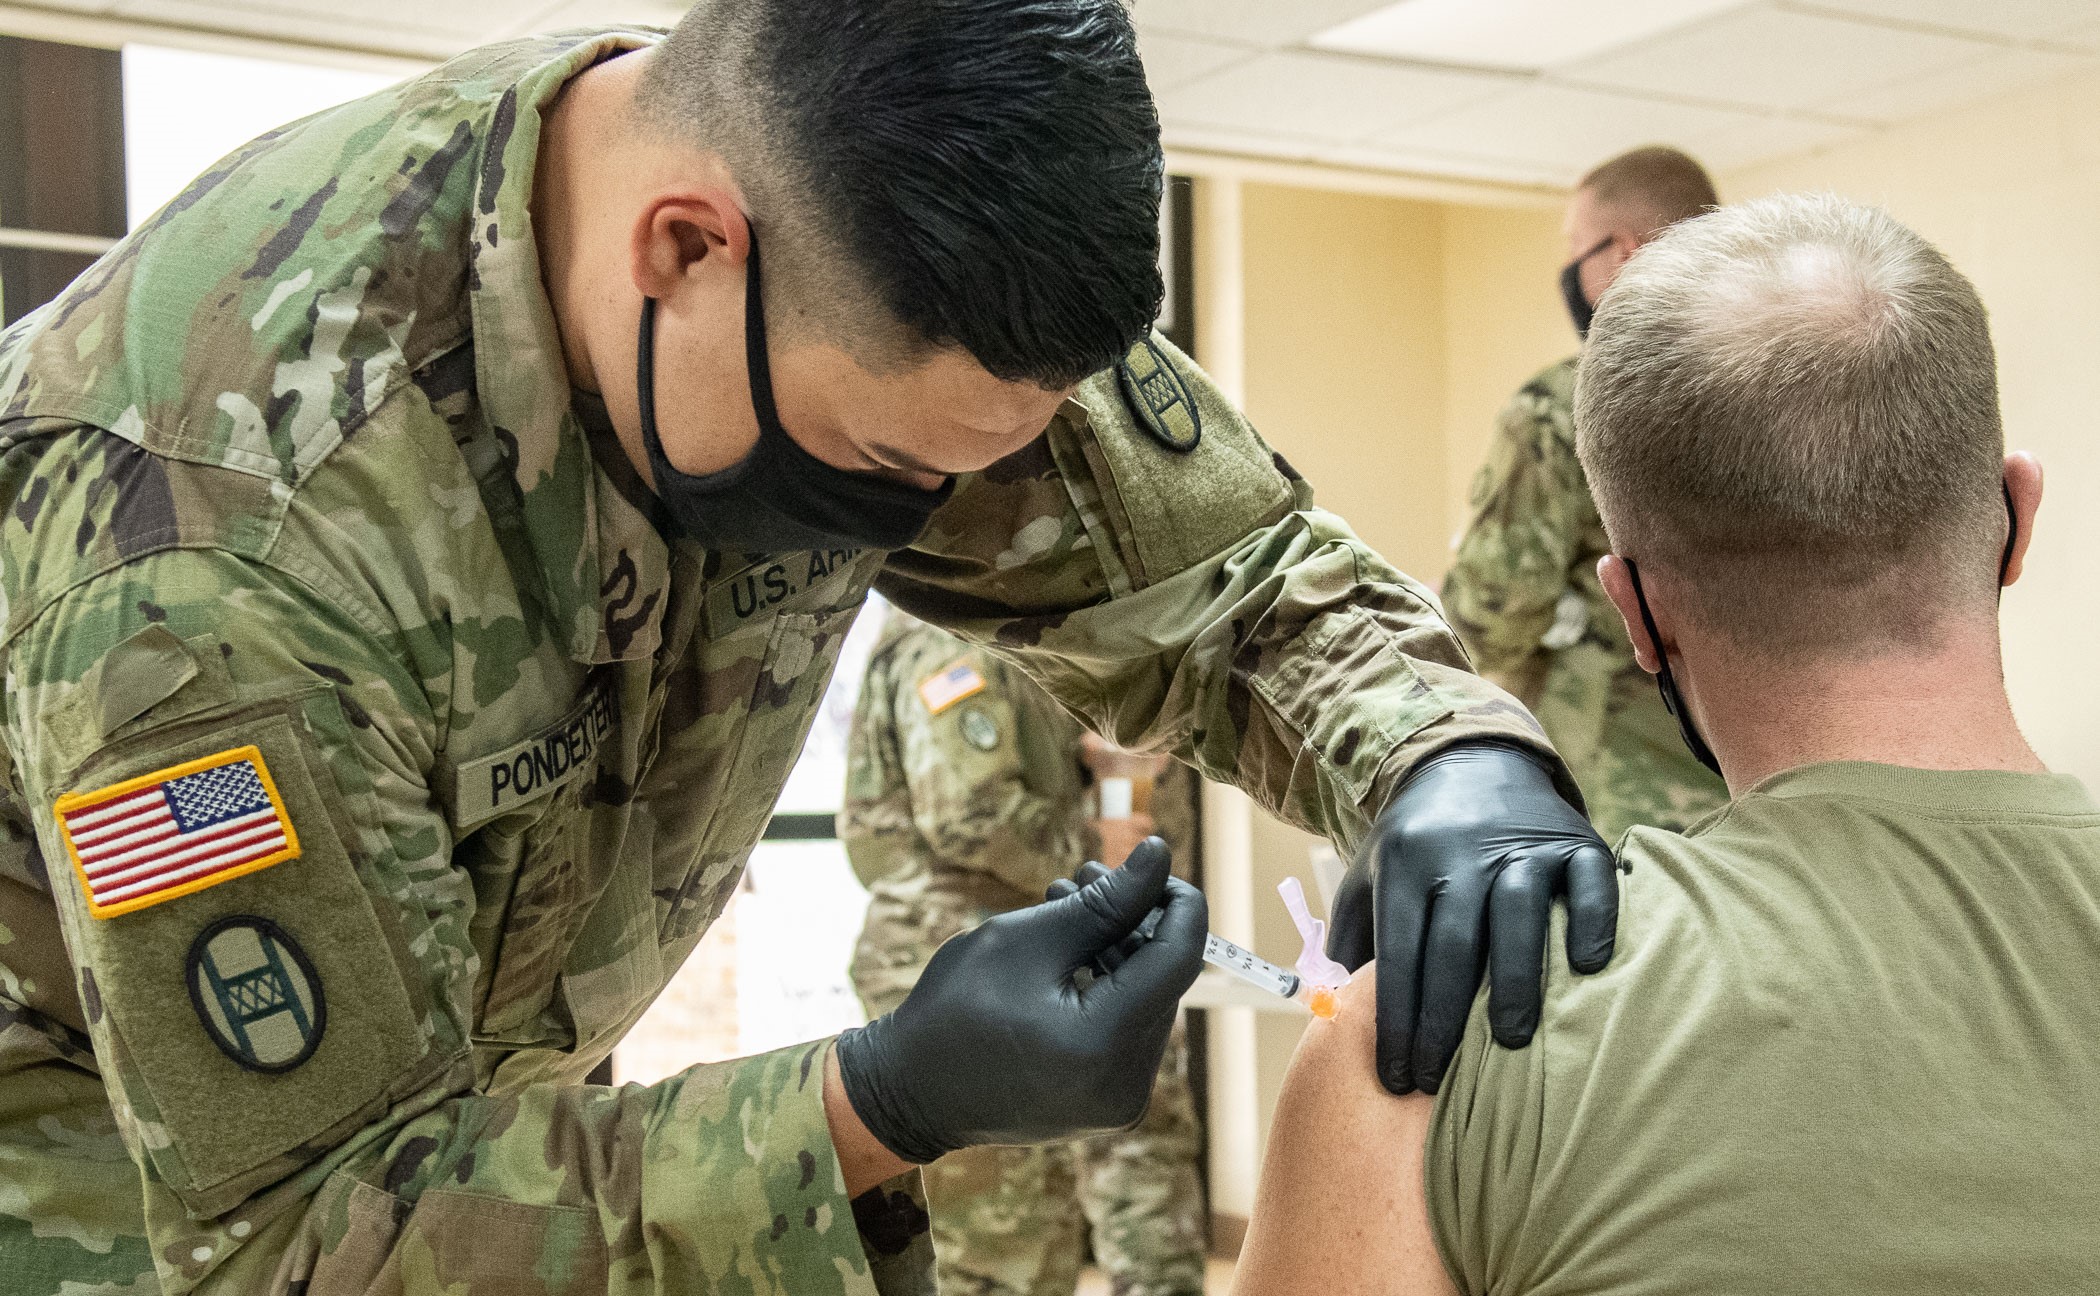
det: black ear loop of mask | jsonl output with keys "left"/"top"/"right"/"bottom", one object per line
{"left": 633, "top": 226, "right": 954, "bottom": 554}
{"left": 1621, "top": 558, "right": 1722, "bottom": 778}
{"left": 1998, "top": 479, "right": 2018, "bottom": 589}
{"left": 1625, "top": 482, "right": 2021, "bottom": 781}
{"left": 1560, "top": 236, "right": 1614, "bottom": 339}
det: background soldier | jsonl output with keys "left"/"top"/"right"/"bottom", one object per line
{"left": 1442, "top": 146, "right": 1730, "bottom": 843}
{"left": 844, "top": 611, "right": 1205, "bottom": 1296}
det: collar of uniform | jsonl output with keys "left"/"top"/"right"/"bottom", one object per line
{"left": 467, "top": 26, "right": 672, "bottom": 665}
{"left": 1742, "top": 760, "right": 2098, "bottom": 819}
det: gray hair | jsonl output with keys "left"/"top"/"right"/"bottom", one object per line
{"left": 1575, "top": 192, "right": 2007, "bottom": 654}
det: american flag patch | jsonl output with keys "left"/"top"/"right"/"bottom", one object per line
{"left": 917, "top": 660, "right": 987, "bottom": 715}
{"left": 56, "top": 746, "right": 301, "bottom": 919}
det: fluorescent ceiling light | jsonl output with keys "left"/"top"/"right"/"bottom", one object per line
{"left": 1311, "top": 0, "right": 1750, "bottom": 73}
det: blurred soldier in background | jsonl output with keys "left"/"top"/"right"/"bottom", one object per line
{"left": 845, "top": 610, "right": 1206, "bottom": 1296}
{"left": 1442, "top": 146, "right": 1730, "bottom": 843}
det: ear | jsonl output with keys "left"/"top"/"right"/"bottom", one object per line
{"left": 1597, "top": 554, "right": 1661, "bottom": 674}
{"left": 629, "top": 188, "right": 750, "bottom": 301}
{"left": 1590, "top": 230, "right": 1641, "bottom": 299}
{"left": 2001, "top": 450, "right": 2044, "bottom": 587}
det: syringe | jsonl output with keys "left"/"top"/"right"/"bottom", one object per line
{"left": 1131, "top": 907, "right": 1302, "bottom": 1001}
{"left": 1202, "top": 931, "right": 1301, "bottom": 1000}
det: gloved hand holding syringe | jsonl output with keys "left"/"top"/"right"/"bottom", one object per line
{"left": 1051, "top": 840, "right": 1351, "bottom": 1017}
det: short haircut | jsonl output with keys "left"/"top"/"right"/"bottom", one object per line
{"left": 1578, "top": 146, "right": 1719, "bottom": 237}
{"left": 635, "top": 0, "right": 1164, "bottom": 388}
{"left": 1575, "top": 193, "right": 2007, "bottom": 656}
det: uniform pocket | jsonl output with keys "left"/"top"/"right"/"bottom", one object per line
{"left": 654, "top": 604, "right": 864, "bottom": 944}
{"left": 384, "top": 1189, "right": 607, "bottom": 1296}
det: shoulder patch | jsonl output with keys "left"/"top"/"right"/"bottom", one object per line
{"left": 1116, "top": 338, "right": 1202, "bottom": 453}
{"left": 55, "top": 745, "right": 301, "bottom": 919}
{"left": 958, "top": 705, "right": 1000, "bottom": 752}
{"left": 918, "top": 659, "right": 987, "bottom": 715}
{"left": 186, "top": 916, "right": 325, "bottom": 1073}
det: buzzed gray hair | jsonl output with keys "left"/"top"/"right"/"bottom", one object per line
{"left": 1575, "top": 192, "right": 2007, "bottom": 655}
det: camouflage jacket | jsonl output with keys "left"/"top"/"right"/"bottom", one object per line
{"left": 1442, "top": 358, "right": 1726, "bottom": 842}
{"left": 0, "top": 27, "right": 1553, "bottom": 1296}
{"left": 840, "top": 613, "right": 1196, "bottom": 1003}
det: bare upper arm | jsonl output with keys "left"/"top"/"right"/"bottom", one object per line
{"left": 1231, "top": 966, "right": 1461, "bottom": 1296}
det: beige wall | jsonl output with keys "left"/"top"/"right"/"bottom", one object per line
{"left": 1237, "top": 183, "right": 1571, "bottom": 585}
{"left": 1439, "top": 205, "right": 1582, "bottom": 532}
{"left": 1723, "top": 69, "right": 2100, "bottom": 787}
{"left": 1240, "top": 184, "right": 1452, "bottom": 578}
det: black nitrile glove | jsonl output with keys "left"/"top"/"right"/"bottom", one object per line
{"left": 1327, "top": 741, "right": 1618, "bottom": 1096}
{"left": 835, "top": 838, "right": 1206, "bottom": 1164}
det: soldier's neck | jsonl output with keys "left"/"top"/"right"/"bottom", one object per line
{"left": 533, "top": 48, "right": 655, "bottom": 399}
{"left": 1684, "top": 618, "right": 2045, "bottom": 793}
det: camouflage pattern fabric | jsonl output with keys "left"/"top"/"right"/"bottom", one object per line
{"left": 0, "top": 26, "right": 1556, "bottom": 1296}
{"left": 887, "top": 1030, "right": 1204, "bottom": 1296}
{"left": 843, "top": 614, "right": 1203, "bottom": 1296}
{"left": 1442, "top": 358, "right": 1727, "bottom": 843}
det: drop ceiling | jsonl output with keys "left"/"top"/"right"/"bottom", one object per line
{"left": 5, "top": 0, "right": 2098, "bottom": 189}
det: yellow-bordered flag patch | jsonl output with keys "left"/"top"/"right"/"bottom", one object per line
{"left": 57, "top": 746, "right": 301, "bottom": 919}
{"left": 918, "top": 660, "right": 987, "bottom": 715}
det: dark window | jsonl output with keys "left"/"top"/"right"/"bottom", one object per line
{"left": 0, "top": 35, "right": 126, "bottom": 326}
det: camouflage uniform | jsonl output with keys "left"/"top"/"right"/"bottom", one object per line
{"left": 0, "top": 27, "right": 1556, "bottom": 1296}
{"left": 843, "top": 614, "right": 1204, "bottom": 1296}
{"left": 1442, "top": 358, "right": 1727, "bottom": 843}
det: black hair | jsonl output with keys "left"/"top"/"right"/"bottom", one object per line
{"left": 641, "top": 0, "right": 1164, "bottom": 388}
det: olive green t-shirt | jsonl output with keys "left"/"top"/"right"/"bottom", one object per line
{"left": 1427, "top": 762, "right": 2100, "bottom": 1294}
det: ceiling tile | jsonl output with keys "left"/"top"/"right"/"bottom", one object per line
{"left": 1134, "top": 0, "right": 1395, "bottom": 48}
{"left": 1311, "top": 0, "right": 1749, "bottom": 75}
{"left": 1161, "top": 122, "right": 1572, "bottom": 187}
{"left": 1684, "top": 113, "right": 1865, "bottom": 172}
{"left": 1313, "top": 140, "right": 1574, "bottom": 186}
{"left": 1822, "top": 45, "right": 2094, "bottom": 122}
{"left": 1801, "top": 0, "right": 2100, "bottom": 43}
{"left": 1378, "top": 83, "right": 1764, "bottom": 169}
{"left": 1136, "top": 29, "right": 1256, "bottom": 94}
{"left": 2046, "top": 17, "right": 2100, "bottom": 50}
{"left": 1160, "top": 50, "right": 1511, "bottom": 142}
{"left": 1559, "top": 6, "right": 1992, "bottom": 113}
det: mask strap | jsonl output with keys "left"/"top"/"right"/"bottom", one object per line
{"left": 1623, "top": 558, "right": 1724, "bottom": 778}
{"left": 1998, "top": 479, "right": 2017, "bottom": 586}
{"left": 630, "top": 225, "right": 783, "bottom": 481}
{"left": 1565, "top": 235, "right": 1613, "bottom": 274}
{"left": 743, "top": 228, "right": 787, "bottom": 445}
{"left": 637, "top": 294, "right": 662, "bottom": 448}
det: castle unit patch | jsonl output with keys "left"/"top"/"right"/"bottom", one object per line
{"left": 186, "top": 916, "right": 326, "bottom": 1073}
{"left": 1116, "top": 338, "right": 1201, "bottom": 453}
{"left": 958, "top": 706, "right": 1000, "bottom": 751}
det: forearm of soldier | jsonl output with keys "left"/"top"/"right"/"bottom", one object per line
{"left": 185, "top": 1042, "right": 916, "bottom": 1295}
{"left": 959, "top": 511, "right": 1559, "bottom": 855}
{"left": 825, "top": 1046, "right": 914, "bottom": 1195}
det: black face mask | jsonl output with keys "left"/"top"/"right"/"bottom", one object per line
{"left": 1623, "top": 558, "right": 1722, "bottom": 778}
{"left": 636, "top": 229, "right": 953, "bottom": 553}
{"left": 1559, "top": 236, "right": 1612, "bottom": 339}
